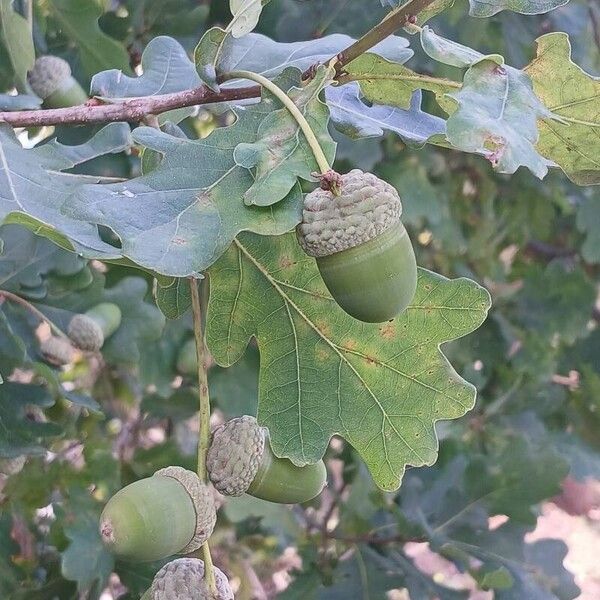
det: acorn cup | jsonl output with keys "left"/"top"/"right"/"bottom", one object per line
{"left": 297, "top": 169, "right": 418, "bottom": 323}
{"left": 39, "top": 336, "right": 76, "bottom": 366}
{"left": 27, "top": 56, "right": 89, "bottom": 108}
{"left": 99, "top": 467, "right": 216, "bottom": 562}
{"left": 150, "top": 558, "right": 234, "bottom": 600}
{"left": 68, "top": 302, "right": 122, "bottom": 352}
{"left": 207, "top": 416, "right": 327, "bottom": 504}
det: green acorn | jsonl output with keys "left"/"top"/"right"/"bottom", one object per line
{"left": 297, "top": 169, "right": 418, "bottom": 323}
{"left": 27, "top": 56, "right": 88, "bottom": 108}
{"left": 176, "top": 338, "right": 198, "bottom": 376}
{"left": 99, "top": 467, "right": 216, "bottom": 562}
{"left": 150, "top": 558, "right": 234, "bottom": 600}
{"left": 207, "top": 416, "right": 327, "bottom": 504}
{"left": 68, "top": 303, "right": 122, "bottom": 352}
{"left": 39, "top": 336, "right": 76, "bottom": 366}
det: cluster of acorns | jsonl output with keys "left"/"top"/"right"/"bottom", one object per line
{"left": 100, "top": 169, "right": 416, "bottom": 599}
{"left": 100, "top": 416, "right": 327, "bottom": 599}
{"left": 31, "top": 54, "right": 419, "bottom": 600}
{"left": 39, "top": 303, "right": 122, "bottom": 365}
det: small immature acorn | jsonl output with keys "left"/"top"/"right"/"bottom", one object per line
{"left": 99, "top": 466, "right": 216, "bottom": 562}
{"left": 297, "top": 169, "right": 418, "bottom": 323}
{"left": 39, "top": 336, "right": 76, "bottom": 366}
{"left": 68, "top": 302, "right": 122, "bottom": 352}
{"left": 150, "top": 558, "right": 234, "bottom": 600}
{"left": 27, "top": 56, "right": 89, "bottom": 108}
{"left": 207, "top": 416, "right": 327, "bottom": 504}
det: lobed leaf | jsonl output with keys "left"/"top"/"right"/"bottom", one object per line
{"left": 326, "top": 83, "right": 446, "bottom": 143}
{"left": 46, "top": 0, "right": 130, "bottom": 81}
{"left": 0, "top": 0, "right": 35, "bottom": 92}
{"left": 525, "top": 33, "right": 600, "bottom": 186}
{"left": 344, "top": 52, "right": 461, "bottom": 110}
{"left": 468, "top": 0, "right": 570, "bottom": 17}
{"left": 206, "top": 232, "right": 491, "bottom": 491}
{"left": 421, "top": 26, "right": 553, "bottom": 178}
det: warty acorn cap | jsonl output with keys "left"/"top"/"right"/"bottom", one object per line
{"left": 40, "top": 336, "right": 75, "bottom": 366}
{"left": 206, "top": 415, "right": 265, "bottom": 496}
{"left": 154, "top": 466, "right": 216, "bottom": 553}
{"left": 68, "top": 314, "right": 104, "bottom": 352}
{"left": 297, "top": 169, "right": 403, "bottom": 258}
{"left": 151, "top": 558, "right": 233, "bottom": 600}
{"left": 27, "top": 56, "right": 73, "bottom": 100}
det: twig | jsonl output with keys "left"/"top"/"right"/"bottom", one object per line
{"left": 0, "top": 290, "right": 69, "bottom": 339}
{"left": 0, "top": 85, "right": 261, "bottom": 128}
{"left": 306, "top": 0, "right": 437, "bottom": 78}
{"left": 2, "top": 0, "right": 437, "bottom": 129}
{"left": 190, "top": 277, "right": 217, "bottom": 596}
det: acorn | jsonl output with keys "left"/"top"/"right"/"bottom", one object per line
{"left": 150, "top": 558, "right": 234, "bottom": 600}
{"left": 297, "top": 169, "right": 418, "bottom": 323}
{"left": 39, "top": 336, "right": 76, "bottom": 366}
{"left": 27, "top": 56, "right": 88, "bottom": 108}
{"left": 176, "top": 338, "right": 198, "bottom": 376}
{"left": 99, "top": 467, "right": 216, "bottom": 562}
{"left": 207, "top": 416, "right": 327, "bottom": 504}
{"left": 68, "top": 303, "right": 122, "bottom": 352}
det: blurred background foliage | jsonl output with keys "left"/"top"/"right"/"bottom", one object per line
{"left": 0, "top": 0, "right": 599, "bottom": 598}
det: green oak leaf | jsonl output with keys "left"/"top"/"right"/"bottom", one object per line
{"left": 154, "top": 277, "right": 194, "bottom": 319}
{"left": 420, "top": 26, "right": 552, "bottom": 179}
{"left": 60, "top": 497, "right": 114, "bottom": 595}
{"left": 469, "top": 0, "right": 569, "bottom": 17}
{"left": 233, "top": 66, "right": 336, "bottom": 206}
{"left": 206, "top": 232, "right": 491, "bottom": 491}
{"left": 0, "top": 0, "right": 35, "bottom": 92}
{"left": 0, "top": 382, "right": 62, "bottom": 457}
{"left": 228, "top": 0, "right": 271, "bottom": 38}
{"left": 67, "top": 70, "right": 327, "bottom": 276}
{"left": 344, "top": 52, "right": 460, "bottom": 111}
{"left": 0, "top": 123, "right": 132, "bottom": 258}
{"left": 46, "top": 0, "right": 130, "bottom": 81}
{"left": 0, "top": 224, "right": 89, "bottom": 299}
{"left": 525, "top": 33, "right": 600, "bottom": 186}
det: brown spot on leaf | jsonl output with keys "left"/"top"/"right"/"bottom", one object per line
{"left": 279, "top": 256, "right": 295, "bottom": 269}
{"left": 379, "top": 322, "right": 395, "bottom": 339}
{"left": 342, "top": 339, "right": 358, "bottom": 351}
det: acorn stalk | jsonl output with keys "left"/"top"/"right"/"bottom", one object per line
{"left": 297, "top": 169, "right": 418, "bottom": 323}
{"left": 27, "top": 56, "right": 88, "bottom": 108}
{"left": 207, "top": 415, "right": 327, "bottom": 504}
{"left": 99, "top": 467, "right": 216, "bottom": 562}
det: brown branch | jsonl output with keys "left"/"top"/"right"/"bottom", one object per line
{"left": 307, "top": 0, "right": 438, "bottom": 78}
{"left": 0, "top": 0, "right": 438, "bottom": 129}
{"left": 0, "top": 85, "right": 261, "bottom": 128}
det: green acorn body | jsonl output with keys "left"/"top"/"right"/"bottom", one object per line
{"left": 68, "top": 302, "right": 122, "bottom": 352}
{"left": 151, "top": 558, "right": 234, "bottom": 600}
{"left": 297, "top": 169, "right": 417, "bottom": 323}
{"left": 99, "top": 467, "right": 216, "bottom": 562}
{"left": 207, "top": 416, "right": 327, "bottom": 504}
{"left": 27, "top": 56, "right": 88, "bottom": 108}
